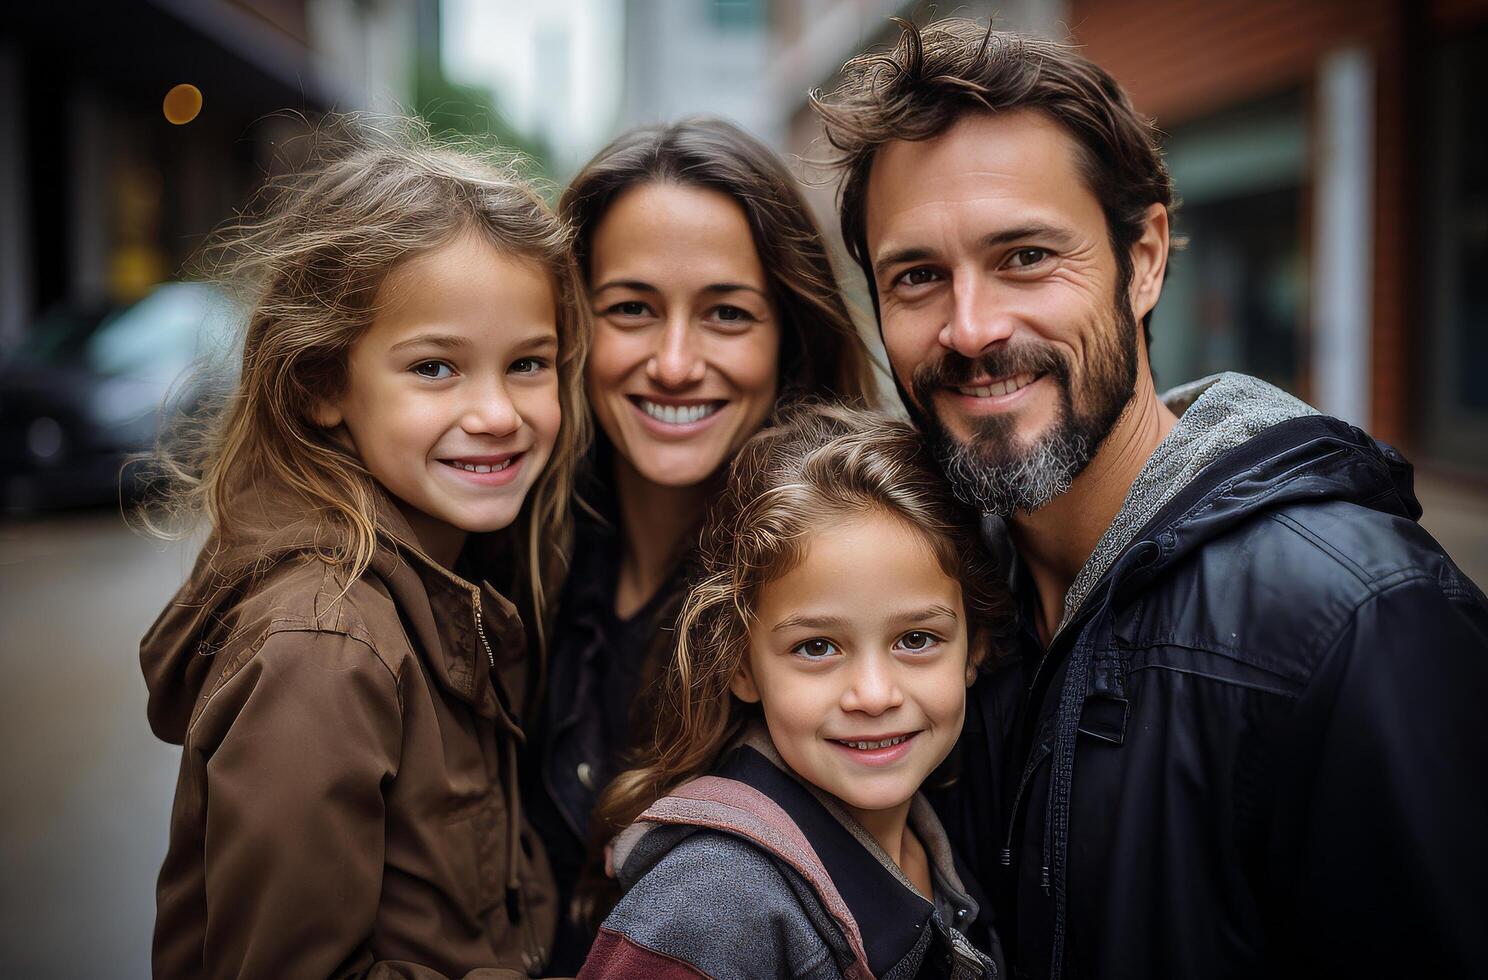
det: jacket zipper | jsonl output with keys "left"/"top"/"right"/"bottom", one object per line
{"left": 471, "top": 591, "right": 496, "bottom": 671}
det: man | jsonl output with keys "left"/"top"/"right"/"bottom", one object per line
{"left": 814, "top": 19, "right": 1488, "bottom": 979}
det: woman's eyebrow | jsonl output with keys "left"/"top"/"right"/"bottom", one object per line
{"left": 592, "top": 279, "right": 659, "bottom": 293}
{"left": 701, "top": 282, "right": 768, "bottom": 299}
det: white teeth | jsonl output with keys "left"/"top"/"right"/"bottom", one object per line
{"left": 452, "top": 459, "right": 513, "bottom": 473}
{"left": 840, "top": 735, "right": 909, "bottom": 750}
{"left": 957, "top": 373, "right": 1037, "bottom": 398}
{"left": 639, "top": 400, "right": 720, "bottom": 425}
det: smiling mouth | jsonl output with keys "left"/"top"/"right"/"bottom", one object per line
{"left": 629, "top": 396, "right": 724, "bottom": 425}
{"left": 829, "top": 733, "right": 917, "bottom": 751}
{"left": 440, "top": 454, "right": 519, "bottom": 474}
{"left": 953, "top": 372, "right": 1043, "bottom": 398}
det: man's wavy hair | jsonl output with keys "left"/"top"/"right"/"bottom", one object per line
{"left": 812, "top": 18, "right": 1177, "bottom": 343}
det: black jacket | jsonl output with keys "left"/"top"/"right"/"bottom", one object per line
{"left": 938, "top": 414, "right": 1488, "bottom": 979}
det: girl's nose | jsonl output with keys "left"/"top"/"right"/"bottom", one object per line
{"left": 840, "top": 654, "right": 904, "bottom": 716}
{"left": 461, "top": 381, "right": 521, "bottom": 437}
{"left": 646, "top": 317, "right": 707, "bottom": 388}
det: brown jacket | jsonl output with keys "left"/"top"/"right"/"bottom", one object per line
{"left": 141, "top": 502, "right": 557, "bottom": 979}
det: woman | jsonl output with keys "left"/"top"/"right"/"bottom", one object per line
{"left": 528, "top": 118, "right": 878, "bottom": 969}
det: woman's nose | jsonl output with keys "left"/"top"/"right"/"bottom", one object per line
{"left": 646, "top": 317, "right": 707, "bottom": 388}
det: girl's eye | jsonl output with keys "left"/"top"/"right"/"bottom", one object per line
{"left": 510, "top": 357, "right": 549, "bottom": 375}
{"left": 411, "top": 360, "right": 453, "bottom": 380}
{"left": 1007, "top": 247, "right": 1051, "bottom": 269}
{"left": 895, "top": 630, "right": 941, "bottom": 653}
{"left": 791, "top": 638, "right": 839, "bottom": 660}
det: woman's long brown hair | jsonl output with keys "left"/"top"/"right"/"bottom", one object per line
{"left": 140, "top": 115, "right": 590, "bottom": 644}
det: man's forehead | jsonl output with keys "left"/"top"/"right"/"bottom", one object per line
{"left": 864, "top": 109, "right": 1095, "bottom": 246}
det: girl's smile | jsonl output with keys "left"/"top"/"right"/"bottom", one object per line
{"left": 732, "top": 509, "right": 976, "bottom": 831}
{"left": 318, "top": 231, "right": 562, "bottom": 566}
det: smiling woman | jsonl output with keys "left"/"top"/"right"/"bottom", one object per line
{"left": 527, "top": 118, "right": 879, "bottom": 970}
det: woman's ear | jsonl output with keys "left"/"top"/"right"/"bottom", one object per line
{"left": 311, "top": 400, "right": 344, "bottom": 429}
{"left": 730, "top": 655, "right": 761, "bottom": 704}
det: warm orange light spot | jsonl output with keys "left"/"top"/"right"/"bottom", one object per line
{"left": 163, "top": 84, "right": 202, "bottom": 125}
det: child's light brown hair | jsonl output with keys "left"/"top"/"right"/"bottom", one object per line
{"left": 594, "top": 402, "right": 1014, "bottom": 839}
{"left": 144, "top": 115, "right": 589, "bottom": 638}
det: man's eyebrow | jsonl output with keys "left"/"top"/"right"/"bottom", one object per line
{"left": 872, "top": 224, "right": 1080, "bottom": 282}
{"left": 388, "top": 333, "right": 470, "bottom": 354}
{"left": 980, "top": 224, "right": 1080, "bottom": 250}
{"left": 873, "top": 246, "right": 936, "bottom": 283}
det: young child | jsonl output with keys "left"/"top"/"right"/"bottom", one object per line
{"left": 579, "top": 404, "right": 1010, "bottom": 979}
{"left": 138, "top": 119, "right": 588, "bottom": 979}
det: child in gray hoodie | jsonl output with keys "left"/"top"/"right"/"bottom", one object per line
{"left": 578, "top": 405, "right": 1010, "bottom": 979}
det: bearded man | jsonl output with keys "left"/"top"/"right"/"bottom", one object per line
{"left": 815, "top": 19, "right": 1488, "bottom": 979}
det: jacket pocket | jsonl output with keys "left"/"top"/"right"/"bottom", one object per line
{"left": 442, "top": 791, "right": 509, "bottom": 919}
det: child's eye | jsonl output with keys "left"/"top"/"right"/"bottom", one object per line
{"left": 411, "top": 360, "right": 453, "bottom": 380}
{"left": 510, "top": 357, "right": 549, "bottom": 375}
{"left": 791, "top": 638, "right": 839, "bottom": 660}
{"left": 894, "top": 630, "right": 941, "bottom": 653}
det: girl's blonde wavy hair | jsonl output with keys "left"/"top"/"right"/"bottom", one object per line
{"left": 142, "top": 115, "right": 590, "bottom": 642}
{"left": 592, "top": 402, "right": 1014, "bottom": 843}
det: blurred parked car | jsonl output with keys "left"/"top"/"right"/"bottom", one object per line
{"left": 0, "top": 282, "right": 241, "bottom": 513}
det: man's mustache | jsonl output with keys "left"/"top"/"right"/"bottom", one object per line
{"left": 910, "top": 343, "right": 1070, "bottom": 397}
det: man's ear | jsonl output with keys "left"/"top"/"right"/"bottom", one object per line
{"left": 1128, "top": 202, "right": 1170, "bottom": 323}
{"left": 730, "top": 654, "right": 761, "bottom": 704}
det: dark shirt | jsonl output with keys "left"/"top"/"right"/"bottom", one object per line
{"left": 526, "top": 514, "right": 689, "bottom": 972}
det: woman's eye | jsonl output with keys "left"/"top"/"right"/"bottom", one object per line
{"left": 1008, "top": 247, "right": 1051, "bottom": 269}
{"left": 510, "top": 357, "right": 549, "bottom": 375}
{"left": 712, "top": 305, "right": 755, "bottom": 323}
{"left": 895, "top": 630, "right": 940, "bottom": 653}
{"left": 411, "top": 360, "right": 453, "bottom": 380}
{"left": 606, "top": 300, "right": 651, "bottom": 318}
{"left": 791, "top": 638, "right": 839, "bottom": 660}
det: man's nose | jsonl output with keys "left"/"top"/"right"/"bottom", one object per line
{"left": 646, "top": 317, "right": 707, "bottom": 388}
{"left": 941, "top": 274, "right": 1017, "bottom": 358}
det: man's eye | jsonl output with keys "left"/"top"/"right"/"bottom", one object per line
{"left": 898, "top": 267, "right": 939, "bottom": 288}
{"left": 1008, "top": 248, "right": 1051, "bottom": 268}
{"left": 791, "top": 638, "right": 839, "bottom": 660}
{"left": 896, "top": 630, "right": 940, "bottom": 652}
{"left": 411, "top": 360, "right": 453, "bottom": 380}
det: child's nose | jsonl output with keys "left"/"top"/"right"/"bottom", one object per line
{"left": 840, "top": 655, "right": 904, "bottom": 715}
{"left": 461, "top": 381, "right": 521, "bottom": 437}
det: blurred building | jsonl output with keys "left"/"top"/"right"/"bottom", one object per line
{"left": 0, "top": 0, "right": 428, "bottom": 353}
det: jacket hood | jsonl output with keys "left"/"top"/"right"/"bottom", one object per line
{"left": 140, "top": 486, "right": 527, "bottom": 745}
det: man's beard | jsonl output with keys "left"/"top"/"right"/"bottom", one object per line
{"left": 911, "top": 297, "right": 1139, "bottom": 517}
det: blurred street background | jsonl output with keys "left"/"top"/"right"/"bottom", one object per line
{"left": 2, "top": 0, "right": 1486, "bottom": 976}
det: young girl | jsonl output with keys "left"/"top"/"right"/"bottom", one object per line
{"left": 138, "top": 119, "right": 588, "bottom": 978}
{"left": 579, "top": 404, "right": 1010, "bottom": 979}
